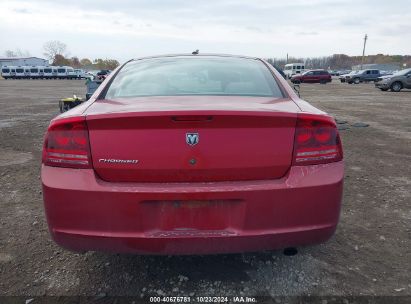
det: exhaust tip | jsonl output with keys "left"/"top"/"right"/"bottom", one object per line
{"left": 283, "top": 247, "right": 298, "bottom": 256}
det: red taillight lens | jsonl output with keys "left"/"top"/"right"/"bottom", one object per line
{"left": 42, "top": 117, "right": 92, "bottom": 169}
{"left": 293, "top": 114, "right": 343, "bottom": 165}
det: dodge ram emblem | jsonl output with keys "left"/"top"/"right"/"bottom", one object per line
{"left": 186, "top": 133, "right": 199, "bottom": 146}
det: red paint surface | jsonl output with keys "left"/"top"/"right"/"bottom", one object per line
{"left": 42, "top": 162, "right": 343, "bottom": 254}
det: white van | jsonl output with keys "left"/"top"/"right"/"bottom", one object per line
{"left": 56, "top": 66, "right": 68, "bottom": 79}
{"left": 73, "top": 69, "right": 86, "bottom": 79}
{"left": 38, "top": 66, "right": 45, "bottom": 79}
{"left": 52, "top": 67, "right": 59, "bottom": 78}
{"left": 67, "top": 67, "right": 77, "bottom": 79}
{"left": 43, "top": 67, "right": 53, "bottom": 79}
{"left": 14, "top": 66, "right": 25, "bottom": 79}
{"left": 1, "top": 66, "right": 16, "bottom": 79}
{"left": 24, "top": 67, "right": 31, "bottom": 79}
{"left": 284, "top": 63, "right": 305, "bottom": 79}
{"left": 28, "top": 66, "right": 41, "bottom": 79}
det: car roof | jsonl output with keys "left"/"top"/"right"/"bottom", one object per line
{"left": 132, "top": 53, "right": 260, "bottom": 62}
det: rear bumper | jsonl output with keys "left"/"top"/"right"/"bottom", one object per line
{"left": 42, "top": 162, "right": 344, "bottom": 255}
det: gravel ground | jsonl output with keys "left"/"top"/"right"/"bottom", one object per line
{"left": 0, "top": 79, "right": 410, "bottom": 298}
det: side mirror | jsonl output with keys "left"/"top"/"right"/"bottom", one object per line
{"left": 293, "top": 84, "right": 301, "bottom": 97}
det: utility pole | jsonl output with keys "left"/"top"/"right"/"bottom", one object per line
{"left": 286, "top": 53, "right": 289, "bottom": 64}
{"left": 361, "top": 34, "right": 368, "bottom": 69}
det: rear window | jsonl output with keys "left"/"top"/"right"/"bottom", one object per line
{"left": 105, "top": 56, "right": 284, "bottom": 98}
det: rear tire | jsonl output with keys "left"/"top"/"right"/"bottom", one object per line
{"left": 391, "top": 81, "right": 402, "bottom": 92}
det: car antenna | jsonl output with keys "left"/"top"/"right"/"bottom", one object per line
{"left": 192, "top": 49, "right": 199, "bottom": 55}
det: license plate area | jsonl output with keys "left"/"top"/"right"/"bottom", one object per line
{"left": 140, "top": 199, "right": 244, "bottom": 233}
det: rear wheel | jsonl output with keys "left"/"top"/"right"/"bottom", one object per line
{"left": 353, "top": 78, "right": 360, "bottom": 84}
{"left": 391, "top": 81, "right": 402, "bottom": 92}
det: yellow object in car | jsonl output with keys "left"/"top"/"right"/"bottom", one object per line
{"left": 60, "top": 95, "right": 83, "bottom": 102}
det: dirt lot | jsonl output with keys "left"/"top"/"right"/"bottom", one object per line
{"left": 0, "top": 79, "right": 410, "bottom": 298}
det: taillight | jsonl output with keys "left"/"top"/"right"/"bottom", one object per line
{"left": 42, "top": 117, "right": 92, "bottom": 169}
{"left": 293, "top": 114, "right": 343, "bottom": 165}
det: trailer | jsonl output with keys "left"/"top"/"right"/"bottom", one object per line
{"left": 284, "top": 63, "right": 305, "bottom": 79}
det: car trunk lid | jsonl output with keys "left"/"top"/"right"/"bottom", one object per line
{"left": 86, "top": 96, "right": 299, "bottom": 182}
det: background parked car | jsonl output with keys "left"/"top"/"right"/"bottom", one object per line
{"left": 345, "top": 69, "right": 381, "bottom": 84}
{"left": 328, "top": 70, "right": 340, "bottom": 76}
{"left": 339, "top": 71, "right": 356, "bottom": 83}
{"left": 291, "top": 69, "right": 332, "bottom": 84}
{"left": 380, "top": 70, "right": 394, "bottom": 76}
{"left": 375, "top": 68, "right": 411, "bottom": 92}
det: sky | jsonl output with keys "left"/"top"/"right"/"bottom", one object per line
{"left": 0, "top": 0, "right": 410, "bottom": 63}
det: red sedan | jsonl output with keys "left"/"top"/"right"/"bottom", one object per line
{"left": 291, "top": 69, "right": 332, "bottom": 84}
{"left": 42, "top": 54, "right": 344, "bottom": 255}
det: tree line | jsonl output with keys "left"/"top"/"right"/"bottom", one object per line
{"left": 266, "top": 54, "right": 411, "bottom": 70}
{"left": 4, "top": 40, "right": 120, "bottom": 70}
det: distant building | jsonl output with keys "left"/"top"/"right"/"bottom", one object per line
{"left": 0, "top": 57, "right": 49, "bottom": 67}
{"left": 352, "top": 63, "right": 400, "bottom": 72}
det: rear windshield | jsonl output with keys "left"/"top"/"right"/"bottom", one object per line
{"left": 105, "top": 56, "right": 283, "bottom": 98}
